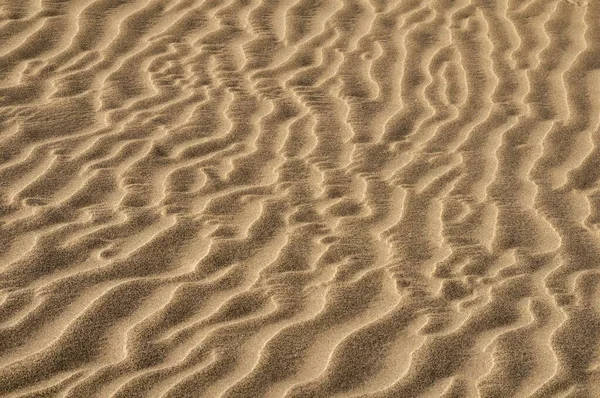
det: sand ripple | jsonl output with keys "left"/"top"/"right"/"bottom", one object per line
{"left": 1, "top": 0, "right": 600, "bottom": 396}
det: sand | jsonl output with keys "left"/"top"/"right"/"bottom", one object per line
{"left": 0, "top": 0, "right": 599, "bottom": 396}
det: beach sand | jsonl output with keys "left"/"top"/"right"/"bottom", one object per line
{"left": 1, "top": 0, "right": 600, "bottom": 396}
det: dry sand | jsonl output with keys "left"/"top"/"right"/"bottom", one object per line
{"left": 1, "top": 0, "right": 599, "bottom": 396}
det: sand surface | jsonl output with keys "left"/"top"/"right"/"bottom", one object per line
{"left": 1, "top": 0, "right": 600, "bottom": 396}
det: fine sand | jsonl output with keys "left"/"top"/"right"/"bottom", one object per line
{"left": 1, "top": 0, "right": 600, "bottom": 397}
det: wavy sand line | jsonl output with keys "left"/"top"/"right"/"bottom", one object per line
{"left": 2, "top": 0, "right": 600, "bottom": 396}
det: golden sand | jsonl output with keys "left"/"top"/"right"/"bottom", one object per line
{"left": 1, "top": 0, "right": 599, "bottom": 396}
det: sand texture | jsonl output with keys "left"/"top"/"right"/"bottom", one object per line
{"left": 1, "top": 0, "right": 600, "bottom": 396}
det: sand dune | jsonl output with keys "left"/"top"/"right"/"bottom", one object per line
{"left": 1, "top": 0, "right": 600, "bottom": 396}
